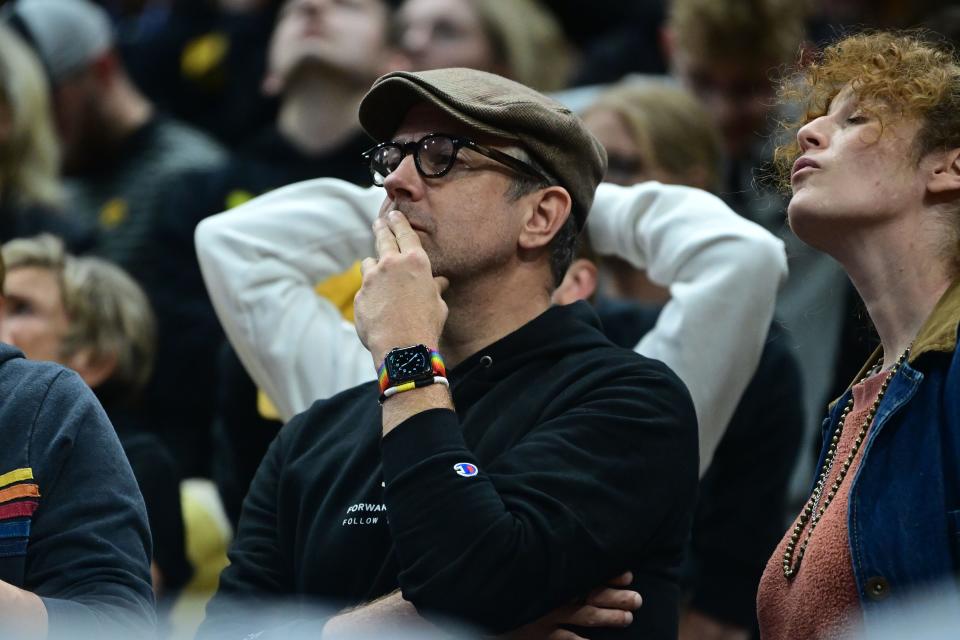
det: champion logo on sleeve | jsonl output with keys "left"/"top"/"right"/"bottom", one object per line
{"left": 0, "top": 468, "right": 40, "bottom": 558}
{"left": 453, "top": 462, "right": 479, "bottom": 477}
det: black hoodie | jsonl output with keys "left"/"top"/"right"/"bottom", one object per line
{"left": 204, "top": 301, "right": 698, "bottom": 638}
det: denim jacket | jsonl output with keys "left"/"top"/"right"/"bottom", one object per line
{"left": 819, "top": 279, "right": 960, "bottom": 632}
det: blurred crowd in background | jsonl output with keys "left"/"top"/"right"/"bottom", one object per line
{"left": 1, "top": 0, "right": 959, "bottom": 638}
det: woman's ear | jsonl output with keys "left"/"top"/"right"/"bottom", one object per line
{"left": 65, "top": 348, "right": 117, "bottom": 390}
{"left": 552, "top": 258, "right": 598, "bottom": 305}
{"left": 927, "top": 147, "right": 960, "bottom": 195}
{"left": 518, "top": 186, "right": 573, "bottom": 251}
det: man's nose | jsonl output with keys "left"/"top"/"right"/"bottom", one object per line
{"left": 383, "top": 154, "right": 423, "bottom": 202}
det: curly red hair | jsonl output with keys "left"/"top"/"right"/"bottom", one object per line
{"left": 774, "top": 31, "right": 960, "bottom": 191}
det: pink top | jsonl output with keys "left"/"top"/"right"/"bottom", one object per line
{"left": 756, "top": 371, "right": 887, "bottom": 639}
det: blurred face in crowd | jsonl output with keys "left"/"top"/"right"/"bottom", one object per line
{"left": 396, "top": 0, "right": 500, "bottom": 74}
{"left": 0, "top": 266, "right": 68, "bottom": 363}
{"left": 53, "top": 67, "right": 110, "bottom": 175}
{"left": 266, "top": 0, "right": 395, "bottom": 93}
{"left": 672, "top": 52, "right": 777, "bottom": 159}
{"left": 583, "top": 106, "right": 712, "bottom": 190}
{"left": 582, "top": 106, "right": 688, "bottom": 304}
{"left": 583, "top": 108, "right": 665, "bottom": 187}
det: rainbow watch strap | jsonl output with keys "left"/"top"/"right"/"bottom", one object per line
{"left": 430, "top": 349, "right": 447, "bottom": 377}
{"left": 378, "top": 349, "right": 446, "bottom": 394}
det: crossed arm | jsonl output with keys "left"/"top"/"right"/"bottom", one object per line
{"left": 323, "top": 575, "right": 641, "bottom": 640}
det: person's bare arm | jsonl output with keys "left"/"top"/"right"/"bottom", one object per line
{"left": 0, "top": 580, "right": 47, "bottom": 639}
{"left": 505, "top": 572, "right": 642, "bottom": 640}
{"left": 321, "top": 591, "right": 437, "bottom": 638}
{"left": 322, "top": 573, "right": 642, "bottom": 639}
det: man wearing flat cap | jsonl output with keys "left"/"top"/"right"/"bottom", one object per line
{"left": 201, "top": 68, "right": 699, "bottom": 639}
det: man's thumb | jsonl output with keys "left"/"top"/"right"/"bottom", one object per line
{"left": 434, "top": 276, "right": 450, "bottom": 295}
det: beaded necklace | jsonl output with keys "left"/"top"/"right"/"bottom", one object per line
{"left": 781, "top": 347, "right": 911, "bottom": 579}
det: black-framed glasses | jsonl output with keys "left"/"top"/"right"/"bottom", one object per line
{"left": 362, "top": 133, "right": 548, "bottom": 186}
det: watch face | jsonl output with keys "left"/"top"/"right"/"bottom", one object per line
{"left": 386, "top": 345, "right": 433, "bottom": 381}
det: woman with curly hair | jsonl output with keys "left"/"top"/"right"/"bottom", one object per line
{"left": 756, "top": 31, "right": 960, "bottom": 638}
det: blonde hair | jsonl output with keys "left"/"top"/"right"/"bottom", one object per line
{"left": 2, "top": 235, "right": 155, "bottom": 396}
{"left": 585, "top": 82, "right": 723, "bottom": 192}
{"left": 472, "top": 0, "right": 572, "bottom": 92}
{"left": 774, "top": 31, "right": 960, "bottom": 190}
{"left": 668, "top": 0, "right": 807, "bottom": 66}
{"left": 0, "top": 24, "right": 62, "bottom": 209}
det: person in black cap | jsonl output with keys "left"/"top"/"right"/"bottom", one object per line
{"left": 2, "top": 0, "right": 224, "bottom": 252}
{"left": 200, "top": 67, "right": 699, "bottom": 639}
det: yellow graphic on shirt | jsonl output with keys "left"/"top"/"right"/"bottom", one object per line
{"left": 225, "top": 190, "right": 255, "bottom": 210}
{"left": 181, "top": 33, "right": 229, "bottom": 80}
{"left": 313, "top": 262, "right": 362, "bottom": 323}
{"left": 99, "top": 198, "right": 128, "bottom": 229}
{"left": 0, "top": 468, "right": 33, "bottom": 488}
{"left": 257, "top": 262, "right": 363, "bottom": 421}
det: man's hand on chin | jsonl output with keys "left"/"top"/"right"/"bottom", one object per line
{"left": 354, "top": 210, "right": 449, "bottom": 366}
{"left": 355, "top": 210, "right": 454, "bottom": 435}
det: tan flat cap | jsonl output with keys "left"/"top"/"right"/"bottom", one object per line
{"left": 358, "top": 68, "right": 607, "bottom": 230}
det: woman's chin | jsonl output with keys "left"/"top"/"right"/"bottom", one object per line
{"left": 786, "top": 200, "right": 836, "bottom": 250}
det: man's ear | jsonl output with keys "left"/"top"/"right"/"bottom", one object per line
{"left": 65, "top": 348, "right": 117, "bottom": 390}
{"left": 518, "top": 186, "right": 573, "bottom": 251}
{"left": 928, "top": 147, "right": 960, "bottom": 195}
{"left": 552, "top": 258, "right": 598, "bottom": 305}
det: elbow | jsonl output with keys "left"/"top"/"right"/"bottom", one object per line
{"left": 397, "top": 545, "right": 555, "bottom": 633}
{"left": 763, "top": 236, "right": 789, "bottom": 284}
{"left": 736, "top": 233, "right": 788, "bottom": 290}
{"left": 403, "top": 586, "right": 536, "bottom": 635}
{"left": 193, "top": 215, "right": 224, "bottom": 266}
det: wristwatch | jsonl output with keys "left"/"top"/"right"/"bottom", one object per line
{"left": 377, "top": 345, "right": 448, "bottom": 402}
